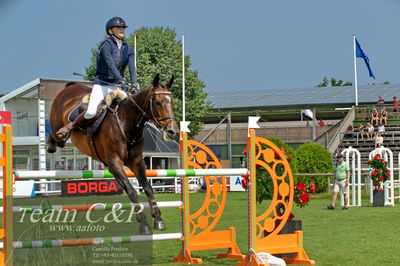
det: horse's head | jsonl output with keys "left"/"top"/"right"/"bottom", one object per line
{"left": 148, "top": 74, "right": 179, "bottom": 141}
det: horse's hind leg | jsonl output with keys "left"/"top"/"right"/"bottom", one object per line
{"left": 108, "top": 161, "right": 152, "bottom": 235}
{"left": 127, "top": 157, "right": 165, "bottom": 231}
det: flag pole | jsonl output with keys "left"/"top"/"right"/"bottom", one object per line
{"left": 353, "top": 34, "right": 359, "bottom": 106}
{"left": 182, "top": 34, "right": 186, "bottom": 123}
{"left": 134, "top": 34, "right": 137, "bottom": 81}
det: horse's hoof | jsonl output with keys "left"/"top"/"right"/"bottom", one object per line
{"left": 140, "top": 224, "right": 153, "bottom": 235}
{"left": 154, "top": 220, "right": 166, "bottom": 230}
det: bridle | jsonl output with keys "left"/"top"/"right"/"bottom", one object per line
{"left": 112, "top": 86, "right": 175, "bottom": 145}
{"left": 148, "top": 90, "right": 175, "bottom": 131}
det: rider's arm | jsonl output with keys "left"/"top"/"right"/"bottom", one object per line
{"left": 128, "top": 46, "right": 137, "bottom": 84}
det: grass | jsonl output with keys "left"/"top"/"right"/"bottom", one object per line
{"left": 3, "top": 191, "right": 400, "bottom": 265}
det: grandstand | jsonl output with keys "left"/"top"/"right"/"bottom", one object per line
{"left": 197, "top": 83, "right": 400, "bottom": 167}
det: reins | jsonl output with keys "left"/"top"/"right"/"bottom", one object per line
{"left": 110, "top": 87, "right": 174, "bottom": 146}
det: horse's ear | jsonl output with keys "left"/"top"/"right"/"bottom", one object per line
{"left": 166, "top": 75, "right": 174, "bottom": 89}
{"left": 153, "top": 74, "right": 160, "bottom": 88}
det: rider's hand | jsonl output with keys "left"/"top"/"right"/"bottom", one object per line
{"left": 119, "top": 80, "right": 130, "bottom": 91}
{"left": 132, "top": 82, "right": 140, "bottom": 91}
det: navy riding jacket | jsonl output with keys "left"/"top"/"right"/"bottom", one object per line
{"left": 93, "top": 37, "right": 137, "bottom": 85}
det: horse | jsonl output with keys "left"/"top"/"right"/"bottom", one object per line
{"left": 47, "top": 74, "right": 179, "bottom": 235}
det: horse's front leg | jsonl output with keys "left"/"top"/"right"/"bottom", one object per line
{"left": 107, "top": 158, "right": 153, "bottom": 235}
{"left": 127, "top": 156, "right": 165, "bottom": 230}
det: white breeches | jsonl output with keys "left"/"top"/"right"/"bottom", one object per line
{"left": 84, "top": 84, "right": 127, "bottom": 119}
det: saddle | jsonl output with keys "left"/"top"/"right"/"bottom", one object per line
{"left": 67, "top": 90, "right": 127, "bottom": 135}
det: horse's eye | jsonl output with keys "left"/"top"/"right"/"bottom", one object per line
{"left": 156, "top": 101, "right": 162, "bottom": 106}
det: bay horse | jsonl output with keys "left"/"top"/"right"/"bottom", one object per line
{"left": 47, "top": 74, "right": 179, "bottom": 235}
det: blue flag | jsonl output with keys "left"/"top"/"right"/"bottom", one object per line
{"left": 355, "top": 38, "right": 375, "bottom": 79}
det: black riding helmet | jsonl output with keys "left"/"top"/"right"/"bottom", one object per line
{"left": 105, "top": 17, "right": 128, "bottom": 34}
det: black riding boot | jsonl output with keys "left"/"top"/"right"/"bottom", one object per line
{"left": 56, "top": 112, "right": 88, "bottom": 138}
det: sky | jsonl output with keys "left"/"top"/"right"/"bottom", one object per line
{"left": 1, "top": 0, "right": 400, "bottom": 94}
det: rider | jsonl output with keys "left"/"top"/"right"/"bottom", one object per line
{"left": 57, "top": 17, "right": 137, "bottom": 138}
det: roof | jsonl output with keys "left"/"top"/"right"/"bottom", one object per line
{"left": 0, "top": 78, "right": 90, "bottom": 104}
{"left": 207, "top": 84, "right": 400, "bottom": 109}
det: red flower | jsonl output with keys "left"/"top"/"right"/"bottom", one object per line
{"left": 295, "top": 182, "right": 307, "bottom": 192}
{"left": 385, "top": 168, "right": 389, "bottom": 172}
{"left": 385, "top": 172, "right": 390, "bottom": 177}
{"left": 374, "top": 182, "right": 379, "bottom": 186}
{"left": 368, "top": 160, "right": 371, "bottom": 164}
{"left": 378, "top": 176, "right": 384, "bottom": 181}
{"left": 242, "top": 148, "right": 248, "bottom": 155}
{"left": 374, "top": 169, "right": 380, "bottom": 173}
{"left": 298, "top": 192, "right": 310, "bottom": 205}
{"left": 371, "top": 172, "right": 377, "bottom": 176}
{"left": 308, "top": 182, "right": 317, "bottom": 194}
{"left": 374, "top": 154, "right": 380, "bottom": 160}
{"left": 241, "top": 178, "right": 248, "bottom": 189}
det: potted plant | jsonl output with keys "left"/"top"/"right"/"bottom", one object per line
{"left": 367, "top": 154, "right": 390, "bottom": 207}
{"left": 279, "top": 181, "right": 316, "bottom": 234}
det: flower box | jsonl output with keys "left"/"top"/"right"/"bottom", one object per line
{"left": 373, "top": 189, "right": 384, "bottom": 207}
{"left": 279, "top": 220, "right": 302, "bottom": 234}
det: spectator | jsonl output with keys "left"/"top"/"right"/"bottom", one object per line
{"left": 318, "top": 119, "right": 325, "bottom": 126}
{"left": 375, "top": 133, "right": 384, "bottom": 148}
{"left": 327, "top": 153, "right": 350, "bottom": 210}
{"left": 357, "top": 123, "right": 367, "bottom": 139}
{"left": 344, "top": 124, "right": 355, "bottom": 139}
{"left": 371, "top": 108, "right": 379, "bottom": 126}
{"left": 380, "top": 107, "right": 388, "bottom": 125}
{"left": 377, "top": 122, "right": 385, "bottom": 134}
{"left": 393, "top": 96, "right": 399, "bottom": 118}
{"left": 376, "top": 95, "right": 385, "bottom": 112}
{"left": 366, "top": 123, "right": 374, "bottom": 139}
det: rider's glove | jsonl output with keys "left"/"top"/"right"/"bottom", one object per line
{"left": 119, "top": 80, "right": 130, "bottom": 91}
{"left": 132, "top": 82, "right": 140, "bottom": 92}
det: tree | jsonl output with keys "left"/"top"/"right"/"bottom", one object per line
{"left": 316, "top": 76, "right": 352, "bottom": 87}
{"left": 85, "top": 26, "right": 212, "bottom": 137}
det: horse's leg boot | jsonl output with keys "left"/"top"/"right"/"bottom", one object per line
{"left": 56, "top": 112, "right": 88, "bottom": 138}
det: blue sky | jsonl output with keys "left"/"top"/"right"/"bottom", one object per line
{"left": 1, "top": 0, "right": 399, "bottom": 94}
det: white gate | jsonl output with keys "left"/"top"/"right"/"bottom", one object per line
{"left": 341, "top": 147, "right": 362, "bottom": 206}
{"left": 369, "top": 146, "right": 394, "bottom": 206}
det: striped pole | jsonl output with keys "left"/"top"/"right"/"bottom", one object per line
{"left": 248, "top": 129, "right": 257, "bottom": 254}
{"left": 1, "top": 125, "right": 13, "bottom": 266}
{"left": 0, "top": 233, "right": 183, "bottom": 249}
{"left": 13, "top": 168, "right": 249, "bottom": 180}
{"left": 0, "top": 201, "right": 183, "bottom": 214}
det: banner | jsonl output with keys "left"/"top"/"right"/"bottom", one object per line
{"left": 0, "top": 180, "right": 35, "bottom": 198}
{"left": 61, "top": 179, "right": 123, "bottom": 197}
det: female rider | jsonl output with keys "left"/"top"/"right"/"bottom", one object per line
{"left": 57, "top": 17, "right": 137, "bottom": 138}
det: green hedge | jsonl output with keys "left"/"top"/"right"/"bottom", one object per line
{"left": 294, "top": 142, "right": 333, "bottom": 193}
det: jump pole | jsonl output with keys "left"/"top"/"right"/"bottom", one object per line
{"left": 13, "top": 168, "right": 248, "bottom": 180}
{"left": 0, "top": 125, "right": 13, "bottom": 266}
{"left": 0, "top": 201, "right": 184, "bottom": 213}
{"left": 0, "top": 233, "right": 183, "bottom": 249}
